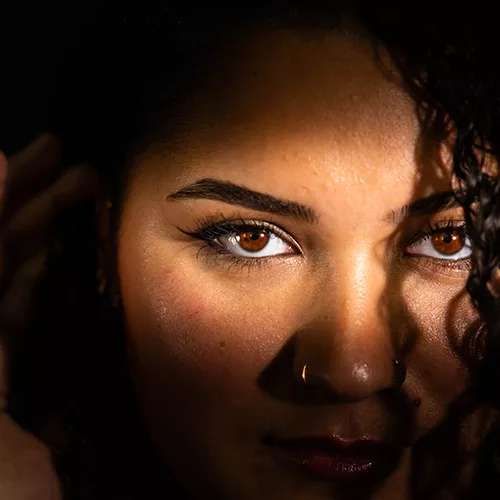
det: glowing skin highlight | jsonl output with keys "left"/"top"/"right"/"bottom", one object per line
{"left": 116, "top": 30, "right": 496, "bottom": 500}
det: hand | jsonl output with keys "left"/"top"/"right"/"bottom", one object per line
{"left": 0, "top": 134, "right": 97, "bottom": 500}
{"left": 0, "top": 134, "right": 96, "bottom": 331}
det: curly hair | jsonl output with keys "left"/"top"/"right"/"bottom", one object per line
{"left": 8, "top": 2, "right": 500, "bottom": 499}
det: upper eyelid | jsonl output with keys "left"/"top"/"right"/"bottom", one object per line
{"left": 405, "top": 220, "right": 467, "bottom": 247}
{"left": 187, "top": 217, "right": 303, "bottom": 257}
{"left": 185, "top": 215, "right": 468, "bottom": 255}
{"left": 214, "top": 219, "right": 302, "bottom": 252}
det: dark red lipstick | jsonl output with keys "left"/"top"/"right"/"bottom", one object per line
{"left": 271, "top": 435, "right": 395, "bottom": 482}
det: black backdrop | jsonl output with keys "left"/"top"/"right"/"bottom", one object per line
{"left": 0, "top": 3, "right": 102, "bottom": 155}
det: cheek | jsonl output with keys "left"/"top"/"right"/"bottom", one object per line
{"left": 118, "top": 243, "right": 296, "bottom": 431}
{"left": 401, "top": 273, "right": 479, "bottom": 427}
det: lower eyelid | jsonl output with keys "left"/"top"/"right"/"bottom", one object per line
{"left": 193, "top": 218, "right": 473, "bottom": 275}
{"left": 196, "top": 243, "right": 296, "bottom": 274}
{"left": 196, "top": 243, "right": 471, "bottom": 278}
{"left": 405, "top": 255, "right": 472, "bottom": 277}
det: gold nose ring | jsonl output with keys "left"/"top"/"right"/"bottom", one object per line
{"left": 301, "top": 364, "right": 308, "bottom": 385}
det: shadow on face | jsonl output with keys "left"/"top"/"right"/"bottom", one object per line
{"left": 116, "top": 26, "right": 496, "bottom": 500}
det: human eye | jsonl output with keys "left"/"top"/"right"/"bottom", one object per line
{"left": 178, "top": 213, "right": 301, "bottom": 272}
{"left": 404, "top": 219, "right": 472, "bottom": 271}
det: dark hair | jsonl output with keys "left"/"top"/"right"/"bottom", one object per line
{"left": 9, "top": 2, "right": 500, "bottom": 499}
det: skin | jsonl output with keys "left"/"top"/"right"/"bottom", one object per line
{"left": 0, "top": 136, "right": 95, "bottom": 499}
{"left": 116, "top": 29, "right": 496, "bottom": 499}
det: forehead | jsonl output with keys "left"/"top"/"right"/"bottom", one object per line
{"left": 183, "top": 29, "right": 418, "bottom": 137}
{"left": 139, "top": 29, "right": 451, "bottom": 216}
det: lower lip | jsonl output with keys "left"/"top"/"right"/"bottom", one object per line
{"left": 278, "top": 449, "right": 376, "bottom": 481}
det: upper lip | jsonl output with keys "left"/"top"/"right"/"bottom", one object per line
{"left": 271, "top": 435, "right": 395, "bottom": 457}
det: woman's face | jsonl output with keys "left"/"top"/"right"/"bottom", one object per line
{"left": 117, "top": 29, "right": 493, "bottom": 499}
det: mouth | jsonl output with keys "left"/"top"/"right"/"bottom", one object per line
{"left": 267, "top": 435, "right": 399, "bottom": 482}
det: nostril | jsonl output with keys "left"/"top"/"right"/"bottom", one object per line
{"left": 297, "top": 354, "right": 403, "bottom": 402}
{"left": 392, "top": 358, "right": 407, "bottom": 387}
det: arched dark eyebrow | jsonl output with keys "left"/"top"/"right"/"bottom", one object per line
{"left": 166, "top": 178, "right": 459, "bottom": 225}
{"left": 166, "top": 178, "right": 318, "bottom": 224}
{"left": 389, "top": 190, "right": 460, "bottom": 224}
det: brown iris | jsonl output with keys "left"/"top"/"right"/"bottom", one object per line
{"left": 237, "top": 230, "right": 270, "bottom": 252}
{"left": 431, "top": 230, "right": 465, "bottom": 255}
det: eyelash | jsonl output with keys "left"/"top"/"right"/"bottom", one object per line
{"left": 178, "top": 213, "right": 300, "bottom": 273}
{"left": 405, "top": 219, "right": 471, "bottom": 271}
{"left": 179, "top": 215, "right": 470, "bottom": 273}
{"left": 407, "top": 219, "right": 466, "bottom": 244}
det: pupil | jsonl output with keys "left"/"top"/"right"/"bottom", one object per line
{"left": 250, "top": 233, "right": 260, "bottom": 240}
{"left": 443, "top": 233, "right": 453, "bottom": 244}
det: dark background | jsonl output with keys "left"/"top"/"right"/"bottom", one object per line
{"left": 1, "top": 4, "right": 102, "bottom": 155}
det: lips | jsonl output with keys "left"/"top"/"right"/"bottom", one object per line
{"left": 269, "top": 435, "right": 397, "bottom": 482}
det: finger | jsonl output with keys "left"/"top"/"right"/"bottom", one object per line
{"left": 0, "top": 413, "right": 62, "bottom": 500}
{"left": 0, "top": 247, "right": 49, "bottom": 332}
{"left": 5, "top": 164, "right": 97, "bottom": 247}
{"left": 6, "top": 133, "right": 61, "bottom": 202}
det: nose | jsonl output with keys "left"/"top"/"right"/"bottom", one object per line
{"left": 294, "top": 249, "right": 403, "bottom": 402}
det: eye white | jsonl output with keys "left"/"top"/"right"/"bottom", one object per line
{"left": 217, "top": 230, "right": 294, "bottom": 258}
{"left": 406, "top": 235, "right": 472, "bottom": 260}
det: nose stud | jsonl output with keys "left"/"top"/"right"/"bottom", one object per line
{"left": 301, "top": 364, "right": 308, "bottom": 385}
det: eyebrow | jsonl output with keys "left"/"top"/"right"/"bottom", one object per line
{"left": 166, "top": 178, "right": 460, "bottom": 225}
{"left": 166, "top": 178, "right": 318, "bottom": 223}
{"left": 389, "top": 190, "right": 460, "bottom": 224}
